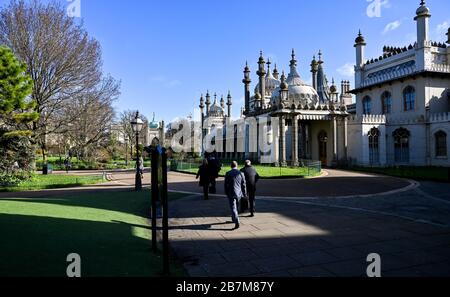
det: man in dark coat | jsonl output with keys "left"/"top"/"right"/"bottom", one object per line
{"left": 196, "top": 159, "right": 210, "bottom": 200}
{"left": 224, "top": 161, "right": 247, "bottom": 230}
{"left": 240, "top": 160, "right": 260, "bottom": 217}
{"left": 207, "top": 155, "right": 221, "bottom": 194}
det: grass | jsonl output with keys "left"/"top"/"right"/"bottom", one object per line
{"left": 36, "top": 157, "right": 151, "bottom": 171}
{"left": 1, "top": 174, "right": 105, "bottom": 192}
{"left": 349, "top": 166, "right": 449, "bottom": 182}
{"left": 0, "top": 189, "right": 187, "bottom": 277}
{"left": 179, "top": 165, "right": 321, "bottom": 179}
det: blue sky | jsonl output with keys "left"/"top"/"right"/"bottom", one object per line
{"left": 4, "top": 0, "right": 450, "bottom": 122}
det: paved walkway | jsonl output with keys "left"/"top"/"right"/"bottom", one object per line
{"left": 165, "top": 170, "right": 450, "bottom": 277}
{"left": 169, "top": 193, "right": 450, "bottom": 277}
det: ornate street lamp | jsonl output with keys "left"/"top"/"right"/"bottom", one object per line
{"left": 131, "top": 111, "right": 144, "bottom": 191}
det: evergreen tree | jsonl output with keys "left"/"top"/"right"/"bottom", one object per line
{"left": 0, "top": 45, "right": 38, "bottom": 137}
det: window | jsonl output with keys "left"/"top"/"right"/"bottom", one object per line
{"left": 362, "top": 96, "right": 372, "bottom": 115}
{"left": 368, "top": 128, "right": 380, "bottom": 165}
{"left": 381, "top": 91, "right": 392, "bottom": 114}
{"left": 435, "top": 131, "right": 447, "bottom": 157}
{"left": 393, "top": 128, "right": 410, "bottom": 163}
{"left": 403, "top": 86, "right": 415, "bottom": 111}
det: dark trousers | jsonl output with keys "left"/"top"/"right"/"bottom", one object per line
{"left": 203, "top": 185, "right": 209, "bottom": 200}
{"left": 209, "top": 179, "right": 217, "bottom": 194}
{"left": 248, "top": 188, "right": 256, "bottom": 214}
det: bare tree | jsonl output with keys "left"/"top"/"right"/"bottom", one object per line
{"left": 61, "top": 76, "right": 120, "bottom": 162}
{"left": 119, "top": 110, "right": 148, "bottom": 159}
{"left": 0, "top": 0, "right": 102, "bottom": 160}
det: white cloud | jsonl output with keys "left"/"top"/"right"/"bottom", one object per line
{"left": 383, "top": 20, "right": 401, "bottom": 35}
{"left": 337, "top": 63, "right": 355, "bottom": 78}
{"left": 149, "top": 75, "right": 181, "bottom": 88}
{"left": 435, "top": 20, "right": 449, "bottom": 39}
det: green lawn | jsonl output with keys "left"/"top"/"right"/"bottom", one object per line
{"left": 1, "top": 174, "right": 105, "bottom": 192}
{"left": 36, "top": 157, "right": 151, "bottom": 171}
{"left": 180, "top": 165, "right": 321, "bottom": 178}
{"left": 0, "top": 190, "right": 187, "bottom": 277}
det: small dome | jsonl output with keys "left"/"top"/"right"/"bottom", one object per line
{"left": 416, "top": 1, "right": 431, "bottom": 16}
{"left": 209, "top": 103, "right": 224, "bottom": 117}
{"left": 330, "top": 85, "right": 337, "bottom": 93}
{"left": 149, "top": 121, "right": 159, "bottom": 129}
{"left": 355, "top": 32, "right": 365, "bottom": 45}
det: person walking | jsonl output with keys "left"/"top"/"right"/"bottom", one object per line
{"left": 196, "top": 159, "right": 211, "bottom": 200}
{"left": 241, "top": 160, "right": 260, "bottom": 217}
{"left": 207, "top": 155, "right": 221, "bottom": 194}
{"left": 224, "top": 161, "right": 247, "bottom": 230}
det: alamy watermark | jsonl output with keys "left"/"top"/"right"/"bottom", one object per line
{"left": 67, "top": 0, "right": 81, "bottom": 18}
{"left": 170, "top": 116, "right": 280, "bottom": 164}
{"left": 66, "top": 253, "right": 81, "bottom": 277}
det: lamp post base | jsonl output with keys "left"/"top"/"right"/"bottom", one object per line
{"left": 135, "top": 172, "right": 142, "bottom": 191}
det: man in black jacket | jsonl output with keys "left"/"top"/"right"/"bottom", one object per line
{"left": 240, "top": 160, "right": 260, "bottom": 217}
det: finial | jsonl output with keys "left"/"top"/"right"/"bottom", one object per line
{"left": 227, "top": 90, "right": 232, "bottom": 98}
{"left": 290, "top": 49, "right": 297, "bottom": 67}
{"left": 267, "top": 58, "right": 271, "bottom": 71}
{"left": 420, "top": 0, "right": 425, "bottom": 5}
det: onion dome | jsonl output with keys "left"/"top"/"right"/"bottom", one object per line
{"left": 416, "top": 0, "right": 431, "bottom": 17}
{"left": 355, "top": 30, "right": 366, "bottom": 46}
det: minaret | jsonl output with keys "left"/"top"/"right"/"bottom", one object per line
{"left": 330, "top": 78, "right": 338, "bottom": 102}
{"left": 415, "top": 0, "right": 431, "bottom": 48}
{"left": 242, "top": 62, "right": 251, "bottom": 115}
{"left": 354, "top": 30, "right": 366, "bottom": 88}
{"left": 311, "top": 55, "right": 319, "bottom": 90}
{"left": 257, "top": 51, "right": 266, "bottom": 102}
{"left": 205, "top": 91, "right": 211, "bottom": 117}
{"left": 273, "top": 64, "right": 279, "bottom": 80}
{"left": 227, "top": 91, "right": 232, "bottom": 118}
{"left": 199, "top": 94, "right": 205, "bottom": 116}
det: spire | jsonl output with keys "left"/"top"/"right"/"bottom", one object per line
{"left": 273, "top": 63, "right": 279, "bottom": 79}
{"left": 290, "top": 49, "right": 297, "bottom": 67}
{"left": 267, "top": 58, "right": 271, "bottom": 72}
{"left": 220, "top": 95, "right": 225, "bottom": 108}
{"left": 318, "top": 50, "right": 323, "bottom": 64}
{"left": 199, "top": 94, "right": 205, "bottom": 110}
{"left": 280, "top": 71, "right": 288, "bottom": 90}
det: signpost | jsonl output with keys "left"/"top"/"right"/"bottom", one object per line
{"left": 149, "top": 144, "right": 170, "bottom": 275}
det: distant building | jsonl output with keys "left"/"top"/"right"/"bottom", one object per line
{"left": 348, "top": 1, "right": 450, "bottom": 167}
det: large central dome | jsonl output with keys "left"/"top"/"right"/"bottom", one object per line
{"left": 271, "top": 54, "right": 319, "bottom": 108}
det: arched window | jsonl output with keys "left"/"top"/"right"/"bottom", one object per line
{"left": 435, "top": 131, "right": 447, "bottom": 157}
{"left": 362, "top": 96, "right": 372, "bottom": 115}
{"left": 381, "top": 91, "right": 392, "bottom": 114}
{"left": 403, "top": 86, "right": 415, "bottom": 111}
{"left": 393, "top": 128, "right": 410, "bottom": 163}
{"left": 368, "top": 128, "right": 380, "bottom": 165}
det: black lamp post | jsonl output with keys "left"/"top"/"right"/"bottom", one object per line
{"left": 124, "top": 136, "right": 129, "bottom": 167}
{"left": 131, "top": 111, "right": 144, "bottom": 191}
